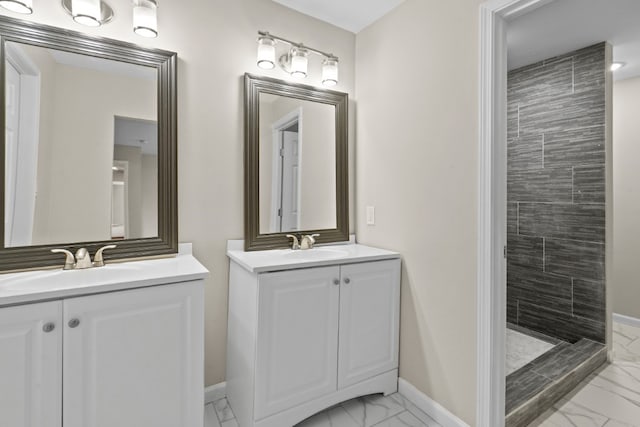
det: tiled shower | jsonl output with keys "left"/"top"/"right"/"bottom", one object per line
{"left": 505, "top": 43, "right": 608, "bottom": 426}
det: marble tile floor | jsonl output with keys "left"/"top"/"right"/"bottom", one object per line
{"left": 204, "top": 392, "right": 443, "bottom": 427}
{"left": 529, "top": 321, "right": 640, "bottom": 426}
{"left": 507, "top": 326, "right": 558, "bottom": 375}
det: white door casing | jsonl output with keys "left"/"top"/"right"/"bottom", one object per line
{"left": 4, "top": 43, "right": 41, "bottom": 247}
{"left": 0, "top": 301, "right": 62, "bottom": 427}
{"left": 62, "top": 281, "right": 204, "bottom": 427}
{"left": 338, "top": 260, "right": 401, "bottom": 389}
{"left": 477, "top": 1, "right": 558, "bottom": 426}
{"left": 255, "top": 266, "right": 340, "bottom": 420}
{"left": 280, "top": 130, "right": 300, "bottom": 231}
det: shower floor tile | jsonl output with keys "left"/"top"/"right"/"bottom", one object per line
{"left": 507, "top": 327, "right": 557, "bottom": 375}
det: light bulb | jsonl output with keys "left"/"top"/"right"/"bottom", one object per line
{"left": 133, "top": 0, "right": 158, "bottom": 38}
{"left": 322, "top": 58, "right": 339, "bottom": 87}
{"left": 0, "top": 0, "right": 32, "bottom": 14}
{"left": 290, "top": 47, "right": 308, "bottom": 79}
{"left": 257, "top": 36, "right": 276, "bottom": 70}
{"left": 72, "top": 0, "right": 101, "bottom": 27}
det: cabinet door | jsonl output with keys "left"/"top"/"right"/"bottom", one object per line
{"left": 0, "top": 301, "right": 62, "bottom": 427}
{"left": 338, "top": 260, "right": 400, "bottom": 388}
{"left": 255, "top": 266, "right": 340, "bottom": 420}
{"left": 63, "top": 281, "right": 204, "bottom": 427}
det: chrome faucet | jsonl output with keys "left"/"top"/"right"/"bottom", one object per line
{"left": 300, "top": 234, "right": 320, "bottom": 250}
{"left": 51, "top": 245, "right": 117, "bottom": 270}
{"left": 286, "top": 234, "right": 300, "bottom": 250}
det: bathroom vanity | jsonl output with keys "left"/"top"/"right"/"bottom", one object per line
{"left": 0, "top": 245, "right": 207, "bottom": 427}
{"left": 226, "top": 241, "right": 401, "bottom": 427}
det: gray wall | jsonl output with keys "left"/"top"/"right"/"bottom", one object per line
{"left": 507, "top": 43, "right": 606, "bottom": 343}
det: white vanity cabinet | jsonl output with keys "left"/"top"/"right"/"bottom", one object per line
{"left": 0, "top": 248, "right": 207, "bottom": 427}
{"left": 226, "top": 243, "right": 401, "bottom": 427}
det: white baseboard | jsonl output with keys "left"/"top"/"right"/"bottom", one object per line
{"left": 613, "top": 313, "right": 640, "bottom": 329}
{"left": 204, "top": 382, "right": 226, "bottom": 404}
{"left": 398, "top": 378, "right": 469, "bottom": 427}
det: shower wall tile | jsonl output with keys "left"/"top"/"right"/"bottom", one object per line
{"left": 507, "top": 57, "right": 573, "bottom": 104}
{"left": 573, "top": 279, "right": 606, "bottom": 322}
{"left": 507, "top": 202, "right": 518, "bottom": 235}
{"left": 507, "top": 235, "right": 543, "bottom": 271}
{"left": 507, "top": 167, "right": 573, "bottom": 203}
{"left": 545, "top": 239, "right": 605, "bottom": 282}
{"left": 518, "top": 90, "right": 605, "bottom": 136}
{"left": 574, "top": 165, "right": 605, "bottom": 204}
{"left": 543, "top": 126, "right": 605, "bottom": 168}
{"left": 518, "top": 302, "right": 605, "bottom": 344}
{"left": 508, "top": 135, "right": 543, "bottom": 170}
{"left": 507, "top": 42, "right": 606, "bottom": 344}
{"left": 508, "top": 267, "right": 572, "bottom": 303}
{"left": 518, "top": 203, "right": 605, "bottom": 242}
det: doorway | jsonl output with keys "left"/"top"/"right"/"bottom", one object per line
{"left": 269, "top": 109, "right": 303, "bottom": 233}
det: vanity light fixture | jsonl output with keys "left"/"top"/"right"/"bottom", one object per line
{"left": 256, "top": 30, "right": 339, "bottom": 87}
{"left": 133, "top": 0, "right": 158, "bottom": 38}
{"left": 0, "top": 0, "right": 32, "bottom": 14}
{"left": 61, "top": 0, "right": 114, "bottom": 27}
{"left": 611, "top": 62, "right": 625, "bottom": 72}
{"left": 257, "top": 34, "right": 276, "bottom": 69}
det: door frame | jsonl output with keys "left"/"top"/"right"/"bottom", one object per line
{"left": 4, "top": 42, "right": 41, "bottom": 247}
{"left": 269, "top": 108, "right": 303, "bottom": 232}
{"left": 476, "top": 1, "right": 558, "bottom": 426}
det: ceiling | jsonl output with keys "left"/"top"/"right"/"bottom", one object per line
{"left": 507, "top": 0, "right": 640, "bottom": 81}
{"left": 271, "top": 0, "right": 405, "bottom": 33}
{"left": 114, "top": 116, "right": 158, "bottom": 156}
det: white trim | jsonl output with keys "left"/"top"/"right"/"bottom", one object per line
{"left": 204, "top": 381, "right": 227, "bottom": 404}
{"left": 398, "top": 378, "right": 469, "bottom": 427}
{"left": 477, "top": 1, "right": 558, "bottom": 426}
{"left": 613, "top": 313, "right": 640, "bottom": 329}
{"left": 269, "top": 108, "right": 303, "bottom": 232}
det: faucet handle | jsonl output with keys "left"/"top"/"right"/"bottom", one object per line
{"left": 300, "top": 234, "right": 320, "bottom": 249}
{"left": 285, "top": 234, "right": 300, "bottom": 250}
{"left": 93, "top": 244, "right": 117, "bottom": 267}
{"left": 51, "top": 249, "right": 76, "bottom": 270}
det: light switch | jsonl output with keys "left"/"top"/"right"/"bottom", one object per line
{"left": 366, "top": 206, "right": 375, "bottom": 225}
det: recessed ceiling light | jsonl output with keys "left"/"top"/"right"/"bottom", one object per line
{"left": 611, "top": 62, "right": 625, "bottom": 72}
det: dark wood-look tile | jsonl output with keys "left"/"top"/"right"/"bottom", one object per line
{"left": 518, "top": 203, "right": 605, "bottom": 242}
{"left": 507, "top": 57, "right": 573, "bottom": 104}
{"left": 573, "top": 279, "right": 606, "bottom": 322}
{"left": 507, "top": 167, "right": 573, "bottom": 203}
{"left": 545, "top": 238, "right": 604, "bottom": 281}
{"left": 518, "top": 89, "right": 605, "bottom": 137}
{"left": 518, "top": 302, "right": 605, "bottom": 343}
{"left": 508, "top": 135, "right": 544, "bottom": 170}
{"left": 508, "top": 103, "right": 519, "bottom": 140}
{"left": 505, "top": 369, "right": 553, "bottom": 415}
{"left": 573, "top": 43, "right": 606, "bottom": 94}
{"left": 507, "top": 235, "right": 544, "bottom": 271}
{"left": 507, "top": 202, "right": 518, "bottom": 235}
{"left": 507, "top": 296, "right": 518, "bottom": 324}
{"left": 574, "top": 165, "right": 605, "bottom": 204}
{"left": 530, "top": 339, "right": 603, "bottom": 381}
{"left": 507, "top": 267, "right": 572, "bottom": 313}
{"left": 543, "top": 125, "right": 605, "bottom": 168}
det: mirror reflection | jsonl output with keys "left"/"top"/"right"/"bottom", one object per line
{"left": 258, "top": 93, "right": 336, "bottom": 234}
{"left": 4, "top": 41, "right": 158, "bottom": 248}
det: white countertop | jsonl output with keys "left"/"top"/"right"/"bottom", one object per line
{"left": 227, "top": 240, "right": 401, "bottom": 273}
{"left": 0, "top": 244, "right": 208, "bottom": 307}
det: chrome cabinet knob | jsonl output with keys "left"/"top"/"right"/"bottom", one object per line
{"left": 43, "top": 322, "right": 55, "bottom": 333}
{"left": 68, "top": 318, "right": 80, "bottom": 328}
{"left": 333, "top": 279, "right": 340, "bottom": 285}
{"left": 344, "top": 278, "right": 350, "bottom": 284}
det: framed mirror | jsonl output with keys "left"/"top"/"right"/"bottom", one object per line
{"left": 0, "top": 16, "right": 177, "bottom": 272}
{"left": 244, "top": 73, "right": 348, "bottom": 251}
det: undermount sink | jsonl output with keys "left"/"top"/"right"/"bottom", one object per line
{"left": 282, "top": 247, "right": 349, "bottom": 261}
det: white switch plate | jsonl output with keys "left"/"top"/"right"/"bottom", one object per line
{"left": 366, "top": 206, "right": 375, "bottom": 225}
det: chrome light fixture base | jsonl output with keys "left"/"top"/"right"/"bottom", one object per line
{"left": 61, "top": 0, "right": 114, "bottom": 26}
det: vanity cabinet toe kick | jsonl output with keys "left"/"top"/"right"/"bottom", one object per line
{"left": 226, "top": 248, "right": 401, "bottom": 427}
